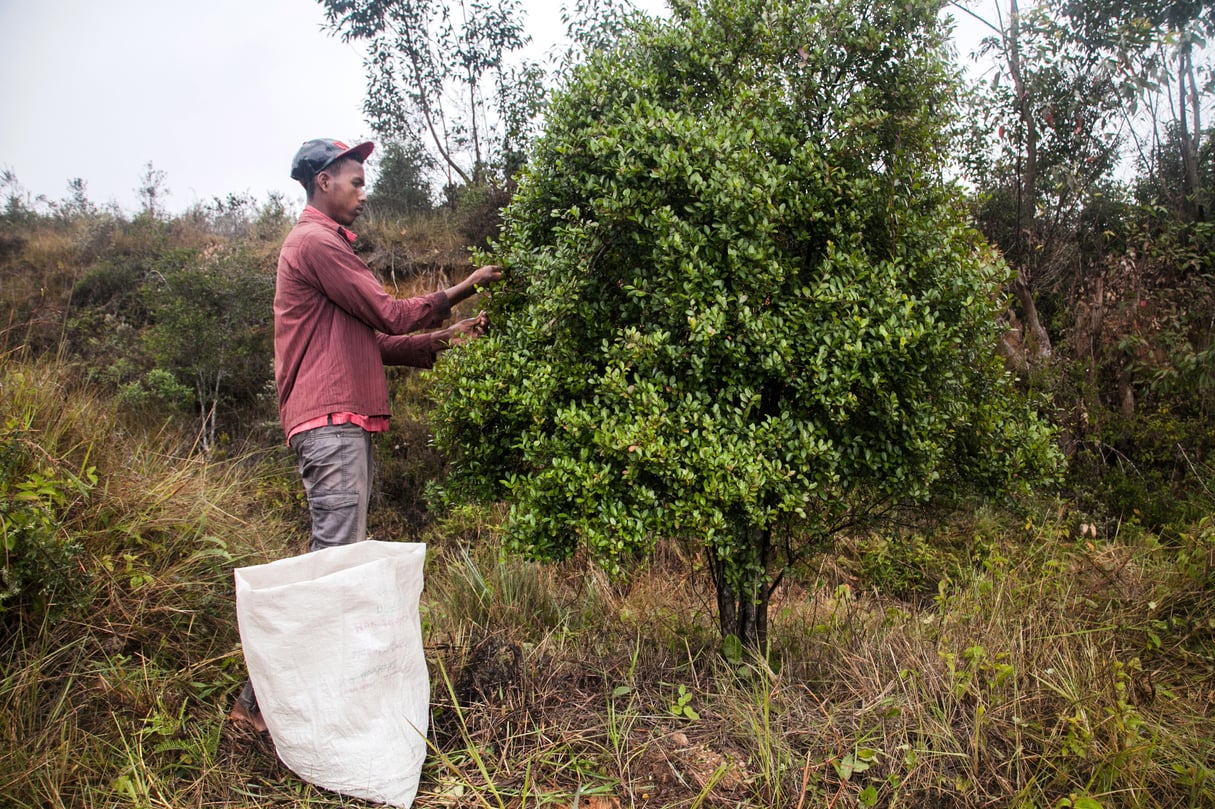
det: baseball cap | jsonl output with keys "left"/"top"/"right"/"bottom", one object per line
{"left": 290, "top": 139, "right": 375, "bottom": 184}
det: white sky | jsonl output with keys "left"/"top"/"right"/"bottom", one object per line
{"left": 0, "top": 0, "right": 991, "bottom": 215}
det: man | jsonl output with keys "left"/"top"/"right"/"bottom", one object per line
{"left": 230, "top": 138, "right": 501, "bottom": 731}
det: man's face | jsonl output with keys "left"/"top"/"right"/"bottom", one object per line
{"left": 316, "top": 158, "right": 366, "bottom": 227}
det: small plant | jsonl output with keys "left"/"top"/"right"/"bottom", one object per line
{"left": 833, "top": 747, "right": 878, "bottom": 782}
{"left": 668, "top": 683, "right": 700, "bottom": 721}
{"left": 1055, "top": 796, "right": 1106, "bottom": 809}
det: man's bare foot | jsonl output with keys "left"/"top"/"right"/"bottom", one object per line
{"left": 228, "top": 700, "right": 269, "bottom": 733}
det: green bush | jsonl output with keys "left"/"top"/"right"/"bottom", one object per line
{"left": 433, "top": 0, "right": 1061, "bottom": 649}
{"left": 0, "top": 417, "right": 95, "bottom": 622}
{"left": 141, "top": 246, "right": 275, "bottom": 451}
{"left": 859, "top": 532, "right": 950, "bottom": 599}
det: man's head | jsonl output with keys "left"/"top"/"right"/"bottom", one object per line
{"left": 290, "top": 139, "right": 374, "bottom": 226}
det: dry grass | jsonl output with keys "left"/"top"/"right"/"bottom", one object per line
{"left": 406, "top": 517, "right": 1215, "bottom": 809}
{"left": 0, "top": 354, "right": 297, "bottom": 807}
{"left": 2, "top": 353, "right": 1213, "bottom": 808}
{"left": 357, "top": 209, "right": 476, "bottom": 299}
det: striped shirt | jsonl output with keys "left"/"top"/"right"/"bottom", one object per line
{"left": 274, "top": 206, "right": 451, "bottom": 440}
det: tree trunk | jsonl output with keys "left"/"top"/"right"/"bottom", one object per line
{"left": 707, "top": 527, "right": 772, "bottom": 654}
{"left": 1177, "top": 46, "right": 1201, "bottom": 218}
{"left": 1004, "top": 0, "right": 1051, "bottom": 362}
{"left": 1012, "top": 270, "right": 1052, "bottom": 359}
{"left": 1007, "top": 0, "right": 1037, "bottom": 228}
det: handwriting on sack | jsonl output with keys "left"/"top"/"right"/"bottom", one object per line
{"left": 349, "top": 611, "right": 421, "bottom": 692}
{"left": 351, "top": 615, "right": 404, "bottom": 634}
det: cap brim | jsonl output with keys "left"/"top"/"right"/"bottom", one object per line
{"left": 334, "top": 141, "right": 374, "bottom": 165}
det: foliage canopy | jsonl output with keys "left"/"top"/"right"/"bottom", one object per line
{"left": 437, "top": 0, "right": 1062, "bottom": 646}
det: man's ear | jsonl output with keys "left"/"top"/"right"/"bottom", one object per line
{"left": 314, "top": 169, "right": 332, "bottom": 195}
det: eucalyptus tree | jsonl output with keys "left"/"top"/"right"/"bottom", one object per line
{"left": 957, "top": 0, "right": 1130, "bottom": 363}
{"left": 319, "top": 0, "right": 538, "bottom": 189}
{"left": 958, "top": 0, "right": 1214, "bottom": 365}
{"left": 432, "top": 0, "right": 1059, "bottom": 651}
{"left": 1055, "top": 0, "right": 1214, "bottom": 216}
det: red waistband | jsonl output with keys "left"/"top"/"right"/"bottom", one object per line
{"left": 287, "top": 412, "right": 390, "bottom": 443}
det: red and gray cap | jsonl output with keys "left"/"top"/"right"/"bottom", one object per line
{"left": 290, "top": 138, "right": 374, "bottom": 185}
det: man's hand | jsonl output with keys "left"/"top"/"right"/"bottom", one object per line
{"left": 433, "top": 311, "right": 489, "bottom": 353}
{"left": 445, "top": 265, "right": 503, "bottom": 306}
{"left": 468, "top": 265, "right": 503, "bottom": 288}
{"left": 449, "top": 311, "right": 489, "bottom": 345}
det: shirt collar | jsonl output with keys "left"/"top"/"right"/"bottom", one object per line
{"left": 304, "top": 204, "right": 357, "bottom": 244}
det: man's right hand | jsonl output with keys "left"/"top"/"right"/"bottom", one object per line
{"left": 433, "top": 311, "right": 489, "bottom": 353}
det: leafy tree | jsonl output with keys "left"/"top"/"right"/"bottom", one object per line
{"left": 433, "top": 0, "right": 1060, "bottom": 651}
{"left": 135, "top": 162, "right": 170, "bottom": 220}
{"left": 54, "top": 178, "right": 97, "bottom": 221}
{"left": 369, "top": 139, "right": 434, "bottom": 216}
{"left": 1055, "top": 0, "right": 1214, "bottom": 217}
{"left": 557, "top": 0, "right": 650, "bottom": 73}
{"left": 319, "top": 0, "right": 656, "bottom": 196}
{"left": 959, "top": 0, "right": 1214, "bottom": 368}
{"left": 0, "top": 169, "right": 43, "bottom": 226}
{"left": 958, "top": 0, "right": 1128, "bottom": 363}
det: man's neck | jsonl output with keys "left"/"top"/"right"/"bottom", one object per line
{"left": 305, "top": 205, "right": 357, "bottom": 243}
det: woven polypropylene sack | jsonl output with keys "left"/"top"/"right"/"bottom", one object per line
{"left": 235, "top": 541, "right": 429, "bottom": 807}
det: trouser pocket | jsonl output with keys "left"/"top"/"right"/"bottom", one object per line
{"left": 307, "top": 490, "right": 362, "bottom": 550}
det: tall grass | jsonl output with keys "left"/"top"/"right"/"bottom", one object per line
{"left": 0, "top": 352, "right": 298, "bottom": 807}
{"left": 413, "top": 514, "right": 1215, "bottom": 808}
{"left": 2, "top": 348, "right": 1213, "bottom": 808}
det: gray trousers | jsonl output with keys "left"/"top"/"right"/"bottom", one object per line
{"left": 291, "top": 421, "right": 375, "bottom": 551}
{"left": 237, "top": 422, "right": 375, "bottom": 714}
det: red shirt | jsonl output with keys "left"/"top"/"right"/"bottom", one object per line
{"left": 274, "top": 206, "right": 451, "bottom": 440}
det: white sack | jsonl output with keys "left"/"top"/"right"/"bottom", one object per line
{"left": 235, "top": 540, "right": 430, "bottom": 808}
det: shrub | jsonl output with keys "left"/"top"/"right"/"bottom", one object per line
{"left": 0, "top": 415, "right": 95, "bottom": 624}
{"left": 433, "top": 0, "right": 1061, "bottom": 650}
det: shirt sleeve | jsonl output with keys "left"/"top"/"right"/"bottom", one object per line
{"left": 301, "top": 227, "right": 453, "bottom": 335}
{"left": 377, "top": 333, "right": 438, "bottom": 368}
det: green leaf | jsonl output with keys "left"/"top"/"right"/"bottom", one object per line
{"left": 722, "top": 634, "right": 744, "bottom": 664}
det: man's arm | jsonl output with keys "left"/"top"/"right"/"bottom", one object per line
{"left": 441, "top": 266, "right": 502, "bottom": 307}
{"left": 296, "top": 226, "right": 453, "bottom": 335}
{"left": 378, "top": 313, "right": 489, "bottom": 367}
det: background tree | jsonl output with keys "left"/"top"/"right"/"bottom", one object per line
{"left": 1055, "top": 0, "right": 1214, "bottom": 218}
{"left": 320, "top": 0, "right": 655, "bottom": 200}
{"left": 55, "top": 178, "right": 97, "bottom": 221}
{"left": 958, "top": 0, "right": 1128, "bottom": 365}
{"left": 954, "top": 0, "right": 1214, "bottom": 526}
{"left": 142, "top": 249, "right": 274, "bottom": 453}
{"left": 319, "top": 0, "right": 536, "bottom": 192}
{"left": 135, "top": 162, "right": 170, "bottom": 221}
{"left": 958, "top": 0, "right": 1213, "bottom": 365}
{"left": 1, "top": 170, "right": 45, "bottom": 225}
{"left": 368, "top": 138, "right": 435, "bottom": 216}
{"left": 433, "top": 0, "right": 1060, "bottom": 651}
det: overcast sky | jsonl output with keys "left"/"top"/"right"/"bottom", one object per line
{"left": 1, "top": 0, "right": 990, "bottom": 215}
